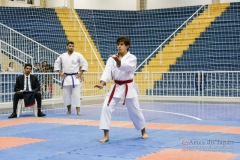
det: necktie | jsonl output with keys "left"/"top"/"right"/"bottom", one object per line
{"left": 26, "top": 77, "right": 29, "bottom": 91}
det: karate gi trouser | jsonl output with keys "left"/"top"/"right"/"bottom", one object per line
{"left": 99, "top": 96, "right": 146, "bottom": 130}
{"left": 63, "top": 85, "right": 81, "bottom": 108}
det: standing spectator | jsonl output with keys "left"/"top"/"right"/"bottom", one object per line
{"left": 42, "top": 61, "right": 48, "bottom": 73}
{"left": 34, "top": 62, "right": 44, "bottom": 97}
{"left": 42, "top": 61, "right": 48, "bottom": 97}
{"left": 34, "top": 63, "right": 42, "bottom": 73}
{"left": 45, "top": 64, "right": 54, "bottom": 95}
{"left": 42, "top": 61, "right": 53, "bottom": 98}
{"left": 54, "top": 41, "right": 88, "bottom": 115}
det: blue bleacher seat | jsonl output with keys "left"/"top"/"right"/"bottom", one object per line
{"left": 76, "top": 6, "right": 202, "bottom": 67}
{"left": 1, "top": 3, "right": 239, "bottom": 97}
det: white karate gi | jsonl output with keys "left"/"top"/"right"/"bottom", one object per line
{"left": 54, "top": 52, "right": 88, "bottom": 108}
{"left": 99, "top": 51, "right": 146, "bottom": 130}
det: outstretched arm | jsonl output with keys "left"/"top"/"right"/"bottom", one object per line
{"left": 94, "top": 80, "right": 106, "bottom": 89}
{"left": 94, "top": 57, "right": 112, "bottom": 89}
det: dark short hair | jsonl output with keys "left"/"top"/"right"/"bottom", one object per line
{"left": 9, "top": 62, "right": 13, "bottom": 67}
{"left": 117, "top": 36, "right": 130, "bottom": 47}
{"left": 24, "top": 63, "right": 32, "bottom": 69}
{"left": 67, "top": 41, "right": 74, "bottom": 46}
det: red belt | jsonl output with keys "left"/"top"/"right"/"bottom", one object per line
{"left": 107, "top": 79, "right": 133, "bottom": 106}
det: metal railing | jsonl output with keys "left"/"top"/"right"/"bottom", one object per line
{"left": 0, "top": 40, "right": 34, "bottom": 72}
{"left": 135, "top": 71, "right": 240, "bottom": 98}
{"left": 69, "top": 8, "right": 104, "bottom": 72}
{"left": 0, "top": 72, "right": 108, "bottom": 103}
{"left": 0, "top": 23, "right": 60, "bottom": 64}
{"left": 1, "top": 71, "right": 239, "bottom": 105}
{"left": 135, "top": 5, "right": 205, "bottom": 71}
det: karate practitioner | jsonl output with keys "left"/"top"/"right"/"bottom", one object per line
{"left": 54, "top": 42, "right": 88, "bottom": 115}
{"left": 94, "top": 36, "right": 148, "bottom": 143}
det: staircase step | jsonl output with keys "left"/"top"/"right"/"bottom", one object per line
{"left": 135, "top": 3, "right": 230, "bottom": 95}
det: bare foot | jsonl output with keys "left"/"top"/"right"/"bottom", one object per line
{"left": 67, "top": 105, "right": 71, "bottom": 114}
{"left": 99, "top": 137, "right": 109, "bottom": 143}
{"left": 141, "top": 128, "right": 149, "bottom": 139}
{"left": 142, "top": 132, "right": 149, "bottom": 139}
{"left": 76, "top": 107, "right": 80, "bottom": 115}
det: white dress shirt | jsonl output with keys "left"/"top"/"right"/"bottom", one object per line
{"left": 24, "top": 75, "right": 32, "bottom": 91}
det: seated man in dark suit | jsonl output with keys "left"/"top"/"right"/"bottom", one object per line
{"left": 8, "top": 63, "right": 46, "bottom": 118}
